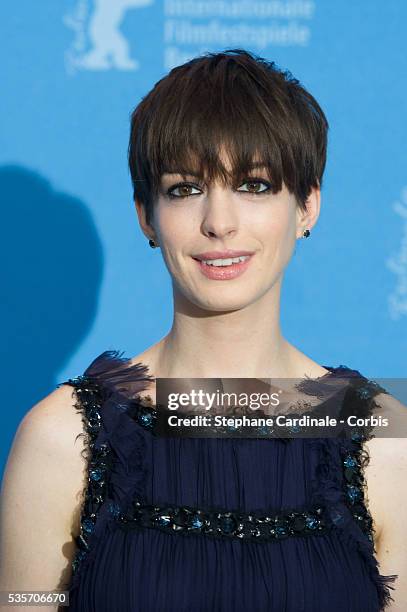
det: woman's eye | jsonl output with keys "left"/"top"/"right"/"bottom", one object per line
{"left": 165, "top": 179, "right": 272, "bottom": 199}
{"left": 237, "top": 179, "right": 272, "bottom": 194}
{"left": 167, "top": 183, "right": 202, "bottom": 198}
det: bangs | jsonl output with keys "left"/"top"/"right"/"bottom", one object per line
{"left": 143, "top": 61, "right": 289, "bottom": 194}
{"left": 146, "top": 72, "right": 286, "bottom": 193}
{"left": 129, "top": 50, "right": 328, "bottom": 220}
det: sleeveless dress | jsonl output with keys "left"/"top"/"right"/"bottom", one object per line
{"left": 57, "top": 349, "right": 398, "bottom": 612}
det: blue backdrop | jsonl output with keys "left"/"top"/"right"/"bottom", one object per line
{"left": 2, "top": 0, "right": 406, "bottom": 477}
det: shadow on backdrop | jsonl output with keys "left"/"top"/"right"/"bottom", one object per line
{"left": 0, "top": 164, "right": 104, "bottom": 478}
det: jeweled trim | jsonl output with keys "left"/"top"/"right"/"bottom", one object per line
{"left": 128, "top": 395, "right": 158, "bottom": 431}
{"left": 58, "top": 374, "right": 113, "bottom": 575}
{"left": 340, "top": 430, "right": 375, "bottom": 545}
{"left": 116, "top": 500, "right": 328, "bottom": 542}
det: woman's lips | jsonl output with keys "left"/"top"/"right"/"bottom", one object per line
{"left": 192, "top": 255, "right": 254, "bottom": 280}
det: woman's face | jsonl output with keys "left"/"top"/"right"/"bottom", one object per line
{"left": 136, "top": 152, "right": 319, "bottom": 312}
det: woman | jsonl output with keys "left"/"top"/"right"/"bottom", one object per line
{"left": 0, "top": 48, "right": 404, "bottom": 611}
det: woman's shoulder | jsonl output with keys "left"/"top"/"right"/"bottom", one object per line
{"left": 20, "top": 383, "right": 86, "bottom": 480}
{"left": 4, "top": 386, "right": 86, "bottom": 564}
{"left": 360, "top": 386, "right": 407, "bottom": 545}
{"left": 364, "top": 390, "right": 407, "bottom": 492}
{"left": 364, "top": 432, "right": 407, "bottom": 601}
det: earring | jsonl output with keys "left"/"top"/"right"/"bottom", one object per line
{"left": 302, "top": 229, "right": 310, "bottom": 238}
{"left": 148, "top": 238, "right": 158, "bottom": 248}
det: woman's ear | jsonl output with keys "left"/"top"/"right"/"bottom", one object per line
{"left": 134, "top": 197, "right": 156, "bottom": 241}
{"left": 296, "top": 185, "right": 321, "bottom": 239}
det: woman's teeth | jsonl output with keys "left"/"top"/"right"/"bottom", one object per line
{"left": 201, "top": 256, "right": 250, "bottom": 267}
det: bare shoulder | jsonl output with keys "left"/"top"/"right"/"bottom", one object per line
{"left": 12, "top": 384, "right": 87, "bottom": 504}
{"left": 0, "top": 384, "right": 87, "bottom": 593}
{"left": 363, "top": 391, "right": 407, "bottom": 543}
{"left": 19, "top": 383, "right": 83, "bottom": 448}
{"left": 30, "top": 383, "right": 87, "bottom": 520}
{"left": 361, "top": 392, "right": 407, "bottom": 608}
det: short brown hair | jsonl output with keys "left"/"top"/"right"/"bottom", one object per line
{"left": 128, "top": 48, "right": 328, "bottom": 225}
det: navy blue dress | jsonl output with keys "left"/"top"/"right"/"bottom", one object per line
{"left": 58, "top": 350, "right": 398, "bottom": 611}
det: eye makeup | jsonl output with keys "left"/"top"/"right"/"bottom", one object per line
{"left": 164, "top": 177, "right": 274, "bottom": 199}
{"left": 164, "top": 177, "right": 272, "bottom": 199}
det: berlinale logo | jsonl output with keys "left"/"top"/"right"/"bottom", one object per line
{"left": 64, "top": 0, "right": 154, "bottom": 74}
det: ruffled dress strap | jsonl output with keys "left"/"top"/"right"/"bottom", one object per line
{"left": 308, "top": 368, "right": 398, "bottom": 610}
{"left": 56, "top": 350, "right": 155, "bottom": 591}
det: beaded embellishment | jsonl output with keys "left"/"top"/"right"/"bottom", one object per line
{"left": 341, "top": 432, "right": 374, "bottom": 543}
{"left": 128, "top": 394, "right": 158, "bottom": 431}
{"left": 124, "top": 386, "right": 381, "bottom": 545}
{"left": 124, "top": 395, "right": 330, "bottom": 542}
{"left": 58, "top": 375, "right": 114, "bottom": 575}
{"left": 116, "top": 500, "right": 327, "bottom": 542}
{"left": 338, "top": 377, "right": 390, "bottom": 546}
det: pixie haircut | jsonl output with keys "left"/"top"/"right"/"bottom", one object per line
{"left": 128, "top": 48, "right": 328, "bottom": 225}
